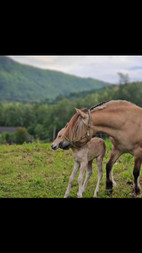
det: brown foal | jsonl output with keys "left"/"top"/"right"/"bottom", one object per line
{"left": 52, "top": 127, "right": 106, "bottom": 198}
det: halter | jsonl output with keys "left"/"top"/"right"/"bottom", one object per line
{"left": 65, "top": 109, "right": 91, "bottom": 148}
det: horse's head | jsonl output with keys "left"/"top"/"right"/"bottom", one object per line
{"left": 51, "top": 123, "right": 69, "bottom": 150}
{"left": 59, "top": 108, "right": 93, "bottom": 149}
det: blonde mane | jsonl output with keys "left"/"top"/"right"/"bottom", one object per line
{"left": 90, "top": 100, "right": 134, "bottom": 112}
{"left": 65, "top": 108, "right": 87, "bottom": 142}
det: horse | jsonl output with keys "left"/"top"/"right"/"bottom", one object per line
{"left": 59, "top": 100, "right": 142, "bottom": 196}
{"left": 51, "top": 126, "right": 106, "bottom": 198}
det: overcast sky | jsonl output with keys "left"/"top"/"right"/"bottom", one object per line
{"left": 9, "top": 55, "right": 142, "bottom": 84}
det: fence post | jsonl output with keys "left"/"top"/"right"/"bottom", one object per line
{"left": 53, "top": 126, "right": 56, "bottom": 141}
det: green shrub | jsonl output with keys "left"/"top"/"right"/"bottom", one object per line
{"left": 14, "top": 127, "right": 28, "bottom": 144}
{"left": 0, "top": 132, "right": 15, "bottom": 144}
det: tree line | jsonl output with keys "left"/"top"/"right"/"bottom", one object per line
{"left": 0, "top": 81, "right": 142, "bottom": 142}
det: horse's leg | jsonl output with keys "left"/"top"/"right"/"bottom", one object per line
{"left": 94, "top": 155, "right": 103, "bottom": 197}
{"left": 64, "top": 161, "right": 80, "bottom": 198}
{"left": 133, "top": 157, "right": 142, "bottom": 195}
{"left": 82, "top": 160, "right": 93, "bottom": 194}
{"left": 106, "top": 147, "right": 121, "bottom": 192}
{"left": 77, "top": 161, "right": 88, "bottom": 198}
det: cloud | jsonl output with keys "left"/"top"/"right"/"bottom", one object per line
{"left": 9, "top": 55, "right": 142, "bottom": 84}
{"left": 10, "top": 56, "right": 58, "bottom": 68}
{"left": 128, "top": 66, "right": 142, "bottom": 71}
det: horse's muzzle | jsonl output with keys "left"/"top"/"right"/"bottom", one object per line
{"left": 59, "top": 140, "right": 70, "bottom": 150}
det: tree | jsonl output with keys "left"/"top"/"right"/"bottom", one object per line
{"left": 117, "top": 72, "right": 129, "bottom": 85}
{"left": 14, "top": 127, "right": 28, "bottom": 144}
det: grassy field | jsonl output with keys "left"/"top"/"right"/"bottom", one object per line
{"left": 0, "top": 138, "right": 142, "bottom": 198}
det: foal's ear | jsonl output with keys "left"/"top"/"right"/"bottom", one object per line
{"left": 75, "top": 108, "right": 87, "bottom": 119}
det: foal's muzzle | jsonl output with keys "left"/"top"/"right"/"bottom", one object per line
{"left": 51, "top": 144, "right": 58, "bottom": 150}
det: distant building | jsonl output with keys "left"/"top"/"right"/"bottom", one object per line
{"left": 0, "top": 127, "right": 33, "bottom": 143}
{"left": 0, "top": 127, "right": 17, "bottom": 134}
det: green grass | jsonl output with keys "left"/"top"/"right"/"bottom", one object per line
{"left": 0, "top": 139, "right": 142, "bottom": 198}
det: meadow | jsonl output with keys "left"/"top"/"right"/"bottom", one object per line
{"left": 0, "top": 138, "right": 141, "bottom": 198}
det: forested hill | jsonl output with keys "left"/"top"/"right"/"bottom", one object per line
{"left": 0, "top": 56, "right": 113, "bottom": 102}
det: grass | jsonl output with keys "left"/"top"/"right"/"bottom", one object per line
{"left": 0, "top": 139, "right": 142, "bottom": 198}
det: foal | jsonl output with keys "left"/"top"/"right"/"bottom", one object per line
{"left": 52, "top": 127, "right": 106, "bottom": 198}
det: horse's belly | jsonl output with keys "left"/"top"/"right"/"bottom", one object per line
{"left": 117, "top": 142, "right": 133, "bottom": 154}
{"left": 110, "top": 136, "right": 135, "bottom": 154}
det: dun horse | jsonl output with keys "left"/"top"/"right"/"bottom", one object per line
{"left": 59, "top": 100, "right": 142, "bottom": 196}
{"left": 52, "top": 126, "right": 106, "bottom": 198}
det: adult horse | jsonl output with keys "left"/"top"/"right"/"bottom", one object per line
{"left": 59, "top": 100, "right": 142, "bottom": 196}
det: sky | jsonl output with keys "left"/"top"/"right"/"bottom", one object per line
{"left": 9, "top": 55, "right": 142, "bottom": 84}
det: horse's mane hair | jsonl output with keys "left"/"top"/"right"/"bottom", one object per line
{"left": 90, "top": 101, "right": 109, "bottom": 111}
{"left": 90, "top": 100, "right": 134, "bottom": 112}
{"left": 66, "top": 108, "right": 88, "bottom": 141}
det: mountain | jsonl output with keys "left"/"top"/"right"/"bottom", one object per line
{"left": 0, "top": 56, "right": 114, "bottom": 102}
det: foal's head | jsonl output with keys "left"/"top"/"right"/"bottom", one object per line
{"left": 59, "top": 108, "right": 92, "bottom": 149}
{"left": 51, "top": 124, "right": 69, "bottom": 150}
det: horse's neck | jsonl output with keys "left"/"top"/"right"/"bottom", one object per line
{"left": 91, "top": 110, "right": 121, "bottom": 138}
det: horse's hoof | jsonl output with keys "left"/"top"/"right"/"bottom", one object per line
{"left": 106, "top": 180, "right": 113, "bottom": 191}
{"left": 134, "top": 187, "right": 140, "bottom": 195}
{"left": 133, "top": 183, "right": 141, "bottom": 196}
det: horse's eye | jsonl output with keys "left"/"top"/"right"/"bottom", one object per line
{"left": 58, "top": 135, "right": 61, "bottom": 138}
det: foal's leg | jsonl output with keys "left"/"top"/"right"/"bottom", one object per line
{"left": 94, "top": 155, "right": 103, "bottom": 197}
{"left": 133, "top": 157, "right": 142, "bottom": 195}
{"left": 82, "top": 160, "right": 93, "bottom": 194}
{"left": 106, "top": 147, "right": 121, "bottom": 192}
{"left": 77, "top": 161, "right": 88, "bottom": 198}
{"left": 64, "top": 161, "right": 79, "bottom": 198}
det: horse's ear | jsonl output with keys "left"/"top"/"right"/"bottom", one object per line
{"left": 75, "top": 108, "right": 87, "bottom": 119}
